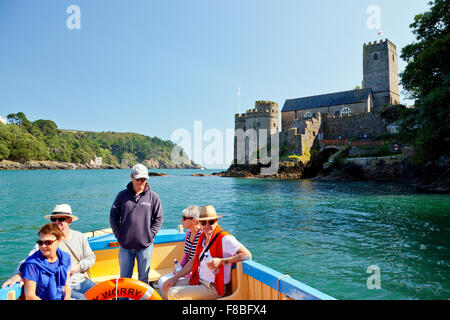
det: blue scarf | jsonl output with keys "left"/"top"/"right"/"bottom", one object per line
{"left": 20, "top": 248, "right": 71, "bottom": 300}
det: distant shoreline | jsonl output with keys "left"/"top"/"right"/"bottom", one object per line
{"left": 0, "top": 160, "right": 201, "bottom": 171}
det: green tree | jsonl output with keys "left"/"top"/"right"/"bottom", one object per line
{"left": 379, "top": 104, "right": 407, "bottom": 122}
{"left": 7, "top": 112, "right": 30, "bottom": 126}
{"left": 33, "top": 119, "right": 58, "bottom": 136}
{"left": 0, "top": 123, "right": 11, "bottom": 160}
{"left": 7, "top": 125, "right": 49, "bottom": 161}
{"left": 400, "top": 0, "right": 450, "bottom": 162}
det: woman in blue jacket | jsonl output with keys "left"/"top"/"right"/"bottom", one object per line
{"left": 20, "top": 223, "right": 72, "bottom": 300}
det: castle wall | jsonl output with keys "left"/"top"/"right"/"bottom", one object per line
{"left": 280, "top": 113, "right": 322, "bottom": 156}
{"left": 281, "top": 100, "right": 371, "bottom": 133}
{"left": 281, "top": 111, "right": 295, "bottom": 132}
{"left": 323, "top": 113, "right": 386, "bottom": 140}
{"left": 280, "top": 129, "right": 301, "bottom": 155}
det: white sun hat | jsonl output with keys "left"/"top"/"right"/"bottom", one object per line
{"left": 44, "top": 204, "right": 79, "bottom": 222}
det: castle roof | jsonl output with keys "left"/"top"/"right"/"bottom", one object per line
{"left": 281, "top": 88, "right": 373, "bottom": 112}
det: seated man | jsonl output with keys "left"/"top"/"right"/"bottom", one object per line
{"left": 162, "top": 205, "right": 252, "bottom": 300}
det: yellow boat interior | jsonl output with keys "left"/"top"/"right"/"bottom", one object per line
{"left": 0, "top": 228, "right": 336, "bottom": 300}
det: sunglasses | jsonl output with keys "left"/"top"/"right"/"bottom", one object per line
{"left": 182, "top": 216, "right": 193, "bottom": 221}
{"left": 37, "top": 239, "right": 57, "bottom": 246}
{"left": 135, "top": 178, "right": 147, "bottom": 182}
{"left": 200, "top": 219, "right": 217, "bottom": 226}
{"left": 50, "top": 217, "right": 68, "bottom": 222}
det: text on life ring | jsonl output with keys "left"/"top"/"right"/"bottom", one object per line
{"left": 84, "top": 278, "right": 162, "bottom": 300}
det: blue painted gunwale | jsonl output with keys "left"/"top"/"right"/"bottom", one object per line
{"left": 242, "top": 260, "right": 336, "bottom": 300}
{"left": 0, "top": 283, "right": 21, "bottom": 300}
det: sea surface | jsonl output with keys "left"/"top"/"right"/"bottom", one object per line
{"left": 0, "top": 169, "right": 449, "bottom": 300}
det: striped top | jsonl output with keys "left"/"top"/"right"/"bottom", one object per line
{"left": 184, "top": 230, "right": 202, "bottom": 262}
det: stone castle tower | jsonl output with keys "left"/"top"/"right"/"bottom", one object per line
{"left": 234, "top": 39, "right": 400, "bottom": 164}
{"left": 362, "top": 39, "right": 400, "bottom": 112}
{"left": 234, "top": 101, "right": 279, "bottom": 164}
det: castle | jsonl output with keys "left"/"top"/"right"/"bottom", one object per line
{"left": 234, "top": 39, "right": 399, "bottom": 162}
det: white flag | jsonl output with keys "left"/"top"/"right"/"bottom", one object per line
{"left": 237, "top": 85, "right": 240, "bottom": 96}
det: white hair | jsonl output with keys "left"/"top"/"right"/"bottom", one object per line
{"left": 182, "top": 205, "right": 201, "bottom": 219}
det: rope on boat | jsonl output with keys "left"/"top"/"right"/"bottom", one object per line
{"left": 277, "top": 274, "right": 291, "bottom": 300}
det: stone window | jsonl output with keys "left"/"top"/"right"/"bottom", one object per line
{"left": 340, "top": 107, "right": 352, "bottom": 116}
{"left": 304, "top": 111, "right": 313, "bottom": 118}
{"left": 256, "top": 122, "right": 261, "bottom": 128}
{"left": 373, "top": 52, "right": 378, "bottom": 60}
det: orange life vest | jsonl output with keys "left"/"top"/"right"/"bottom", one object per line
{"left": 189, "top": 225, "right": 230, "bottom": 296}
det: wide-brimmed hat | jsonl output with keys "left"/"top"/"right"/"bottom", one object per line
{"left": 198, "top": 205, "right": 222, "bottom": 221}
{"left": 44, "top": 204, "right": 79, "bottom": 222}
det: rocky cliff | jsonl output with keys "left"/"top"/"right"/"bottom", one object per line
{"left": 315, "top": 156, "right": 450, "bottom": 193}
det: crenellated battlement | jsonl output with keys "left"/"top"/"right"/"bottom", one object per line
{"left": 235, "top": 101, "right": 279, "bottom": 120}
{"left": 363, "top": 38, "right": 396, "bottom": 51}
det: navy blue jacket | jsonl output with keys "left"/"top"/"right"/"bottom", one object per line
{"left": 110, "top": 182, "right": 163, "bottom": 249}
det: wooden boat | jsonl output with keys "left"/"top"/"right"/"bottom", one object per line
{"left": 0, "top": 228, "right": 336, "bottom": 300}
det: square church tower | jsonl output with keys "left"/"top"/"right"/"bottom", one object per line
{"left": 362, "top": 39, "right": 400, "bottom": 112}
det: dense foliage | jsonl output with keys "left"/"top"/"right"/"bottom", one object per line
{"left": 0, "top": 112, "right": 179, "bottom": 166}
{"left": 399, "top": 0, "right": 450, "bottom": 163}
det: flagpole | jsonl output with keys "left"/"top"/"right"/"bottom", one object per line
{"left": 238, "top": 84, "right": 241, "bottom": 114}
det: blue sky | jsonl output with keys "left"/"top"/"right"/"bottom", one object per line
{"left": 0, "top": 0, "right": 430, "bottom": 167}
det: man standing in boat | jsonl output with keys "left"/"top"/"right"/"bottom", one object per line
{"left": 110, "top": 163, "right": 163, "bottom": 284}
{"left": 162, "top": 205, "right": 251, "bottom": 299}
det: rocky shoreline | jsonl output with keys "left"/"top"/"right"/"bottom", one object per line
{"left": 214, "top": 156, "right": 450, "bottom": 194}
{"left": 0, "top": 160, "right": 200, "bottom": 171}
{"left": 142, "top": 159, "right": 201, "bottom": 169}
{"left": 314, "top": 156, "right": 450, "bottom": 194}
{"left": 214, "top": 162, "right": 308, "bottom": 179}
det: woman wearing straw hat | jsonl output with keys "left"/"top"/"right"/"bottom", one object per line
{"left": 162, "top": 205, "right": 252, "bottom": 300}
{"left": 2, "top": 204, "right": 96, "bottom": 300}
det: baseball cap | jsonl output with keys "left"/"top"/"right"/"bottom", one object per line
{"left": 132, "top": 163, "right": 149, "bottom": 180}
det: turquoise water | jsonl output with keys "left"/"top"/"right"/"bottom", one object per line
{"left": 0, "top": 169, "right": 449, "bottom": 300}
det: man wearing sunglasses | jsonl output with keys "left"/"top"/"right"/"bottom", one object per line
{"left": 110, "top": 163, "right": 163, "bottom": 284}
{"left": 163, "top": 205, "right": 251, "bottom": 300}
{"left": 1, "top": 204, "right": 96, "bottom": 300}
